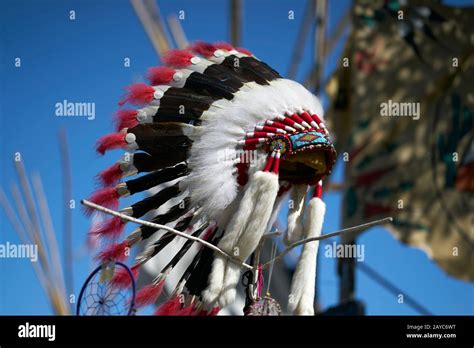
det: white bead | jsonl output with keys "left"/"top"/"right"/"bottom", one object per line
{"left": 190, "top": 56, "right": 201, "bottom": 64}
{"left": 137, "top": 110, "right": 147, "bottom": 122}
{"left": 173, "top": 71, "right": 183, "bottom": 81}
{"left": 214, "top": 49, "right": 224, "bottom": 58}
{"left": 153, "top": 90, "right": 164, "bottom": 99}
{"left": 125, "top": 133, "right": 136, "bottom": 144}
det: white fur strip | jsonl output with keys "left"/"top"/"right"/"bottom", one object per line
{"left": 218, "top": 172, "right": 279, "bottom": 307}
{"left": 202, "top": 171, "right": 279, "bottom": 308}
{"left": 285, "top": 185, "right": 308, "bottom": 246}
{"left": 288, "top": 197, "right": 325, "bottom": 315}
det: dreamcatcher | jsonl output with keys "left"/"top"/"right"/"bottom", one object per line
{"left": 77, "top": 262, "right": 136, "bottom": 316}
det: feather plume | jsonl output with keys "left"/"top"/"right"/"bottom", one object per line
{"left": 147, "top": 66, "right": 176, "bottom": 85}
{"left": 95, "top": 241, "right": 129, "bottom": 262}
{"left": 89, "top": 216, "right": 125, "bottom": 239}
{"left": 213, "top": 42, "right": 234, "bottom": 51}
{"left": 96, "top": 133, "right": 127, "bottom": 155}
{"left": 119, "top": 83, "right": 155, "bottom": 106}
{"left": 115, "top": 109, "right": 138, "bottom": 131}
{"left": 135, "top": 279, "right": 166, "bottom": 308}
{"left": 154, "top": 296, "right": 183, "bottom": 316}
{"left": 162, "top": 49, "right": 194, "bottom": 68}
{"left": 85, "top": 187, "right": 119, "bottom": 215}
{"left": 111, "top": 264, "right": 140, "bottom": 288}
{"left": 96, "top": 164, "right": 123, "bottom": 187}
{"left": 189, "top": 41, "right": 217, "bottom": 57}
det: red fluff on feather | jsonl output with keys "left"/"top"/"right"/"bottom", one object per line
{"left": 96, "top": 133, "right": 127, "bottom": 155}
{"left": 111, "top": 264, "right": 140, "bottom": 288}
{"left": 175, "top": 304, "right": 196, "bottom": 316}
{"left": 85, "top": 187, "right": 119, "bottom": 215}
{"left": 154, "top": 295, "right": 183, "bottom": 316}
{"left": 118, "top": 83, "right": 155, "bottom": 106}
{"left": 236, "top": 47, "right": 252, "bottom": 56}
{"left": 162, "top": 49, "right": 194, "bottom": 68}
{"left": 90, "top": 216, "right": 125, "bottom": 239}
{"left": 95, "top": 241, "right": 130, "bottom": 262}
{"left": 115, "top": 109, "right": 138, "bottom": 131}
{"left": 135, "top": 280, "right": 165, "bottom": 308}
{"left": 209, "top": 307, "right": 220, "bottom": 316}
{"left": 96, "top": 164, "right": 123, "bottom": 187}
{"left": 197, "top": 306, "right": 220, "bottom": 316}
{"left": 189, "top": 41, "right": 217, "bottom": 57}
{"left": 213, "top": 42, "right": 234, "bottom": 51}
{"left": 147, "top": 66, "right": 176, "bottom": 85}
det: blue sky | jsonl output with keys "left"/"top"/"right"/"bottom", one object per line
{"left": 0, "top": 0, "right": 472, "bottom": 315}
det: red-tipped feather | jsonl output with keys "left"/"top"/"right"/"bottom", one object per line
{"left": 189, "top": 41, "right": 216, "bottom": 57}
{"left": 115, "top": 109, "right": 138, "bottom": 131}
{"left": 95, "top": 241, "right": 130, "bottom": 262}
{"left": 236, "top": 47, "right": 252, "bottom": 56}
{"left": 162, "top": 49, "right": 194, "bottom": 68}
{"left": 147, "top": 66, "right": 176, "bottom": 85}
{"left": 85, "top": 187, "right": 119, "bottom": 215}
{"left": 90, "top": 217, "right": 125, "bottom": 239}
{"left": 154, "top": 295, "right": 182, "bottom": 316}
{"left": 118, "top": 83, "right": 155, "bottom": 106}
{"left": 96, "top": 133, "right": 127, "bottom": 155}
{"left": 209, "top": 307, "right": 220, "bottom": 316}
{"left": 135, "top": 280, "right": 165, "bottom": 308}
{"left": 97, "top": 164, "right": 123, "bottom": 187}
{"left": 175, "top": 304, "right": 196, "bottom": 316}
{"left": 111, "top": 264, "right": 140, "bottom": 288}
{"left": 213, "top": 42, "right": 234, "bottom": 51}
{"left": 197, "top": 306, "right": 220, "bottom": 316}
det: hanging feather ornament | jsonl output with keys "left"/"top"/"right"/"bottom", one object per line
{"left": 85, "top": 41, "right": 336, "bottom": 315}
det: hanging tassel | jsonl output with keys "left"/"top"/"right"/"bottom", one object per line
{"left": 285, "top": 185, "right": 308, "bottom": 245}
{"left": 203, "top": 152, "right": 280, "bottom": 308}
{"left": 288, "top": 181, "right": 325, "bottom": 315}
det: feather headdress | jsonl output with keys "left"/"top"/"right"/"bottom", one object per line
{"left": 87, "top": 41, "right": 336, "bottom": 315}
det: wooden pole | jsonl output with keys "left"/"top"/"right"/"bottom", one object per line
{"left": 230, "top": 0, "right": 242, "bottom": 46}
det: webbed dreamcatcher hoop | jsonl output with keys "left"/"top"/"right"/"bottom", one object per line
{"left": 77, "top": 261, "right": 136, "bottom": 316}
